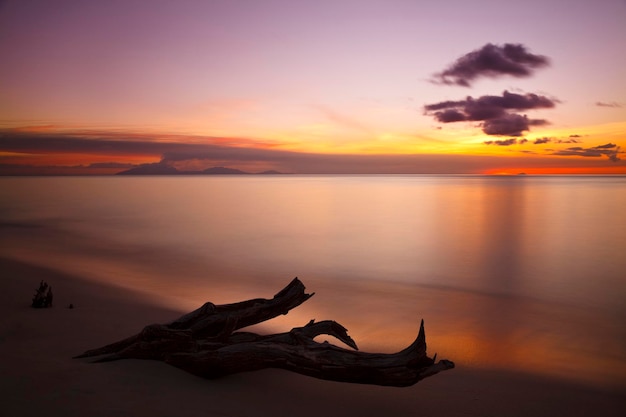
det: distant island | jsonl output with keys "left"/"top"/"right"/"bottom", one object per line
{"left": 117, "top": 163, "right": 284, "bottom": 176}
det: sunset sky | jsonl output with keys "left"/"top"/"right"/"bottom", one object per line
{"left": 1, "top": 0, "right": 625, "bottom": 174}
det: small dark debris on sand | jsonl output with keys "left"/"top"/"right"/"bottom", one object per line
{"left": 31, "top": 280, "right": 53, "bottom": 308}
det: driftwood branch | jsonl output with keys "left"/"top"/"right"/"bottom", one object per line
{"left": 75, "top": 278, "right": 454, "bottom": 386}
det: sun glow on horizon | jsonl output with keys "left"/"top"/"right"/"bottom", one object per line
{"left": 0, "top": 121, "right": 624, "bottom": 175}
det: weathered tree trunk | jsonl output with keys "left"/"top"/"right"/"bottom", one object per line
{"left": 75, "top": 278, "right": 454, "bottom": 386}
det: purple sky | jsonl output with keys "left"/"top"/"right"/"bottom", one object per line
{"left": 0, "top": 0, "right": 625, "bottom": 173}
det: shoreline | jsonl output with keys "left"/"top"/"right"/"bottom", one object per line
{"left": 1, "top": 257, "right": 624, "bottom": 416}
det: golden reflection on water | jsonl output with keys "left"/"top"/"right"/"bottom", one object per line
{"left": 289, "top": 279, "right": 626, "bottom": 391}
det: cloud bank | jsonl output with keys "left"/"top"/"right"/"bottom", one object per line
{"left": 595, "top": 101, "right": 622, "bottom": 108}
{"left": 553, "top": 143, "right": 621, "bottom": 162}
{"left": 1, "top": 129, "right": 622, "bottom": 174}
{"left": 480, "top": 137, "right": 622, "bottom": 163}
{"left": 532, "top": 136, "right": 581, "bottom": 145}
{"left": 424, "top": 90, "right": 556, "bottom": 136}
{"left": 432, "top": 43, "right": 550, "bottom": 87}
{"left": 0, "top": 129, "right": 513, "bottom": 174}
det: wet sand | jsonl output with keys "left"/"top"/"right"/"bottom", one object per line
{"left": 1, "top": 257, "right": 624, "bottom": 417}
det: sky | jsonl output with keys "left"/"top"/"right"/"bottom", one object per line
{"left": 1, "top": 0, "right": 625, "bottom": 174}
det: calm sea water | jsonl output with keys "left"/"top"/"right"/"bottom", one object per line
{"left": 1, "top": 175, "right": 625, "bottom": 389}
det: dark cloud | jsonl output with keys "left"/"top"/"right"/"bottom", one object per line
{"left": 483, "top": 115, "right": 533, "bottom": 136}
{"left": 561, "top": 135, "right": 583, "bottom": 143}
{"left": 424, "top": 91, "right": 555, "bottom": 118}
{"left": 432, "top": 109, "right": 467, "bottom": 123}
{"left": 593, "top": 143, "right": 617, "bottom": 149}
{"left": 0, "top": 131, "right": 187, "bottom": 156}
{"left": 424, "top": 90, "right": 556, "bottom": 136}
{"left": 534, "top": 137, "right": 552, "bottom": 144}
{"left": 595, "top": 101, "right": 622, "bottom": 108}
{"left": 608, "top": 148, "right": 622, "bottom": 163}
{"left": 432, "top": 43, "right": 550, "bottom": 87}
{"left": 552, "top": 144, "right": 622, "bottom": 162}
{"left": 87, "top": 162, "right": 135, "bottom": 169}
{"left": 0, "top": 130, "right": 284, "bottom": 162}
{"left": 484, "top": 138, "right": 518, "bottom": 146}
{"left": 480, "top": 134, "right": 623, "bottom": 163}
{"left": 556, "top": 137, "right": 581, "bottom": 144}
{"left": 494, "top": 136, "right": 581, "bottom": 145}
{"left": 0, "top": 162, "right": 135, "bottom": 175}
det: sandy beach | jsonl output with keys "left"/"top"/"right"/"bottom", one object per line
{"left": 1, "top": 257, "right": 624, "bottom": 417}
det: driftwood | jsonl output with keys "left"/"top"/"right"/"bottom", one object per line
{"left": 75, "top": 278, "right": 454, "bottom": 386}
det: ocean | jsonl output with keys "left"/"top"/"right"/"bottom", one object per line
{"left": 1, "top": 175, "right": 625, "bottom": 390}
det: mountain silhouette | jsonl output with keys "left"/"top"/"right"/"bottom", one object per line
{"left": 117, "top": 164, "right": 284, "bottom": 175}
{"left": 116, "top": 163, "right": 180, "bottom": 175}
{"left": 201, "top": 167, "right": 248, "bottom": 175}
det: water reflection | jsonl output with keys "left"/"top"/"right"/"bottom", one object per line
{"left": 1, "top": 175, "right": 625, "bottom": 390}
